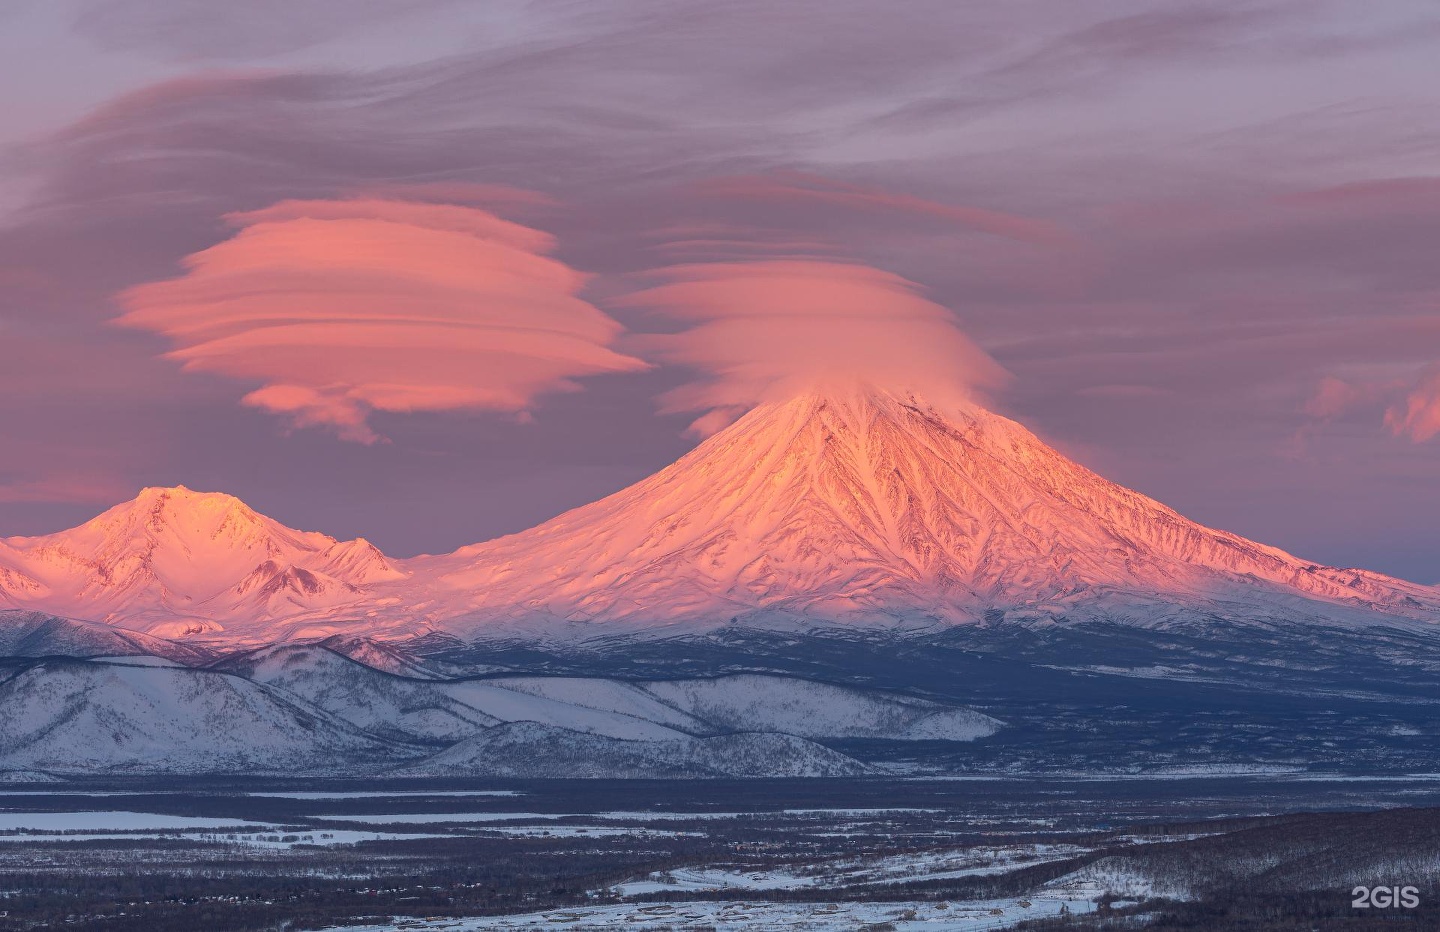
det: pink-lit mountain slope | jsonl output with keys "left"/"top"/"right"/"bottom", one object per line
{"left": 3, "top": 389, "right": 1438, "bottom": 643}
{"left": 0, "top": 486, "right": 404, "bottom": 639}
{"left": 421, "top": 389, "right": 1440, "bottom": 635}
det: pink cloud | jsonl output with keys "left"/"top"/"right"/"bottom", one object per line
{"left": 1298, "top": 370, "right": 1440, "bottom": 444}
{"left": 1386, "top": 370, "right": 1440, "bottom": 442}
{"left": 1304, "top": 375, "right": 1367, "bottom": 420}
{"left": 622, "top": 259, "right": 1008, "bottom": 434}
{"left": 116, "top": 198, "right": 647, "bottom": 442}
{"left": 1278, "top": 176, "right": 1440, "bottom": 210}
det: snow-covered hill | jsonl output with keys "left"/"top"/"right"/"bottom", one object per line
{"left": 0, "top": 610, "right": 212, "bottom": 663}
{"left": 492, "top": 674, "right": 1001, "bottom": 741}
{"left": 316, "top": 634, "right": 442, "bottom": 678}
{"left": 0, "top": 658, "right": 412, "bottom": 774}
{"left": 4, "top": 388, "right": 1440, "bottom": 642}
{"left": 213, "top": 644, "right": 997, "bottom": 747}
{"left": 394, "top": 722, "right": 873, "bottom": 778}
{"left": 212, "top": 644, "right": 502, "bottom": 745}
{"left": 0, "top": 646, "right": 993, "bottom": 777}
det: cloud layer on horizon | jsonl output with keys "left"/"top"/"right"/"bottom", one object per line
{"left": 116, "top": 198, "right": 646, "bottom": 442}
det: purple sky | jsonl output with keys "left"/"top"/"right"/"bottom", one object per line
{"left": 2, "top": 1, "right": 1440, "bottom": 581}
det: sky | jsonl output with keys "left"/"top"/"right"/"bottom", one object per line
{"left": 1, "top": 1, "right": 1439, "bottom": 581}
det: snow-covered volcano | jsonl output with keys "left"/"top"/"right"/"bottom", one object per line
{"left": 421, "top": 388, "right": 1440, "bottom": 633}
{"left": 2, "top": 389, "right": 1438, "bottom": 641}
{"left": 0, "top": 486, "right": 403, "bottom": 638}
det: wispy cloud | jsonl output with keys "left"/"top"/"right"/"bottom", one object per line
{"left": 698, "top": 172, "right": 1077, "bottom": 250}
{"left": 72, "top": 0, "right": 471, "bottom": 61}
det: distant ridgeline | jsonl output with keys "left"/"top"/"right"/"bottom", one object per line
{"left": 2, "top": 389, "right": 1438, "bottom": 644}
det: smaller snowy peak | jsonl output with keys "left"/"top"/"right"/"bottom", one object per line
{"left": 319, "top": 538, "right": 407, "bottom": 583}
{"left": 0, "top": 487, "right": 406, "bottom": 637}
{"left": 5, "top": 485, "right": 330, "bottom": 576}
{"left": 260, "top": 566, "right": 344, "bottom": 598}
{"left": 228, "top": 561, "right": 355, "bottom": 600}
{"left": 79, "top": 485, "right": 298, "bottom": 546}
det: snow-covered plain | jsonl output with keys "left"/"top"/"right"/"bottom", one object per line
{"left": 0, "top": 810, "right": 457, "bottom": 849}
{"left": 1046, "top": 857, "right": 1193, "bottom": 902}
{"left": 610, "top": 843, "right": 1090, "bottom": 895}
{"left": 246, "top": 790, "right": 522, "bottom": 799}
{"left": 315, "top": 811, "right": 571, "bottom": 824}
{"left": 328, "top": 895, "right": 1096, "bottom": 930}
{"left": 4, "top": 776, "right": 1434, "bottom": 930}
{"left": 312, "top": 807, "right": 932, "bottom": 826}
{"left": 0, "top": 812, "right": 270, "bottom": 832}
{"left": 0, "top": 828, "right": 446, "bottom": 848}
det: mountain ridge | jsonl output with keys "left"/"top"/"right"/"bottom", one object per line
{"left": 2, "top": 388, "right": 1437, "bottom": 642}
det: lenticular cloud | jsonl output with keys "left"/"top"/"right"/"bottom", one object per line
{"left": 117, "top": 198, "right": 646, "bottom": 442}
{"left": 624, "top": 260, "right": 1008, "bottom": 435}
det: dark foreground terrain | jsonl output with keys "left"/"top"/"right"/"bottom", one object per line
{"left": 2, "top": 617, "right": 1438, "bottom": 929}
{"left": 0, "top": 775, "right": 1436, "bottom": 930}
